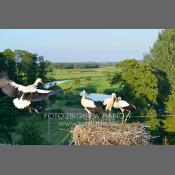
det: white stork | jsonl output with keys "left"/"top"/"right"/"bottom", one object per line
{"left": 81, "top": 90, "right": 102, "bottom": 123}
{"left": 0, "top": 72, "right": 68, "bottom": 113}
{"left": 113, "top": 97, "right": 136, "bottom": 123}
{"left": 103, "top": 93, "right": 116, "bottom": 122}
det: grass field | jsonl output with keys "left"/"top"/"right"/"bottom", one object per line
{"left": 51, "top": 66, "right": 116, "bottom": 80}
{"left": 51, "top": 66, "right": 122, "bottom": 94}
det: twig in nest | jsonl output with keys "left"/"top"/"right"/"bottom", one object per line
{"left": 72, "top": 122, "right": 152, "bottom": 145}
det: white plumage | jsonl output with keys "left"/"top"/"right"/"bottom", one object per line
{"left": 13, "top": 98, "right": 31, "bottom": 109}
{"left": 113, "top": 97, "right": 130, "bottom": 109}
{"left": 103, "top": 93, "right": 116, "bottom": 111}
{"left": 103, "top": 93, "right": 116, "bottom": 122}
{"left": 0, "top": 72, "right": 66, "bottom": 113}
{"left": 113, "top": 97, "right": 136, "bottom": 123}
{"left": 81, "top": 90, "right": 102, "bottom": 122}
{"left": 81, "top": 98, "right": 96, "bottom": 108}
{"left": 12, "top": 89, "right": 51, "bottom": 110}
{"left": 10, "top": 78, "right": 44, "bottom": 93}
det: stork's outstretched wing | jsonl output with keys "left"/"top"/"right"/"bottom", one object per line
{"left": 0, "top": 72, "right": 23, "bottom": 98}
{"left": 22, "top": 89, "right": 51, "bottom": 101}
{"left": 22, "top": 87, "right": 71, "bottom": 102}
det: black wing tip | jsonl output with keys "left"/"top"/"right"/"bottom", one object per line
{"left": 0, "top": 71, "right": 9, "bottom": 80}
{"left": 63, "top": 87, "right": 72, "bottom": 91}
{"left": 87, "top": 107, "right": 103, "bottom": 118}
{"left": 59, "top": 87, "right": 72, "bottom": 94}
{"left": 133, "top": 105, "right": 136, "bottom": 110}
{"left": 129, "top": 104, "right": 137, "bottom": 111}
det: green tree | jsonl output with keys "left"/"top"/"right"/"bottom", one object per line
{"left": 146, "top": 109, "right": 160, "bottom": 131}
{"left": 14, "top": 50, "right": 50, "bottom": 84}
{"left": 110, "top": 72, "right": 122, "bottom": 86}
{"left": 152, "top": 69, "right": 171, "bottom": 112}
{"left": 163, "top": 116, "right": 175, "bottom": 144}
{"left": 0, "top": 96, "right": 23, "bottom": 144}
{"left": 166, "top": 88, "right": 175, "bottom": 114}
{"left": 17, "top": 118, "right": 46, "bottom": 145}
{"left": 144, "top": 29, "right": 175, "bottom": 114}
{"left": 112, "top": 59, "right": 159, "bottom": 115}
{"left": 0, "top": 49, "right": 17, "bottom": 81}
{"left": 163, "top": 116, "right": 175, "bottom": 133}
{"left": 144, "top": 29, "right": 175, "bottom": 85}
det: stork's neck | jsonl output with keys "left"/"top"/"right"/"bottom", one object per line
{"left": 112, "top": 96, "right": 116, "bottom": 102}
{"left": 33, "top": 81, "right": 39, "bottom": 87}
{"left": 82, "top": 93, "right": 88, "bottom": 99}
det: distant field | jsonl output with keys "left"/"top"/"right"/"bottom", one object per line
{"left": 50, "top": 66, "right": 122, "bottom": 94}
{"left": 51, "top": 66, "right": 115, "bottom": 79}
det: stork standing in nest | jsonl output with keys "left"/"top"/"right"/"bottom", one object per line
{"left": 103, "top": 93, "right": 116, "bottom": 122}
{"left": 81, "top": 90, "right": 102, "bottom": 123}
{"left": 0, "top": 72, "right": 69, "bottom": 113}
{"left": 113, "top": 97, "right": 136, "bottom": 123}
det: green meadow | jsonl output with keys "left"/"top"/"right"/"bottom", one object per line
{"left": 51, "top": 66, "right": 121, "bottom": 94}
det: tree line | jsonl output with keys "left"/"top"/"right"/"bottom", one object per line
{"left": 50, "top": 62, "right": 100, "bottom": 69}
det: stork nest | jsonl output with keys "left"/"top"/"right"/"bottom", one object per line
{"left": 72, "top": 122, "right": 151, "bottom": 145}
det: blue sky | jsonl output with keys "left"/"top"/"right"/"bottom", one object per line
{"left": 0, "top": 29, "right": 161, "bottom": 62}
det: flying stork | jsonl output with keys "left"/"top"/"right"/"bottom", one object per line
{"left": 103, "top": 93, "right": 116, "bottom": 122}
{"left": 81, "top": 90, "right": 102, "bottom": 123}
{"left": 0, "top": 72, "right": 69, "bottom": 113}
{"left": 113, "top": 97, "right": 136, "bottom": 123}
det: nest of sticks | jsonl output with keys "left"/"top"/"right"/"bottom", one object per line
{"left": 72, "top": 122, "right": 151, "bottom": 145}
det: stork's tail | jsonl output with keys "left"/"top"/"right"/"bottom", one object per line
{"left": 102, "top": 102, "right": 106, "bottom": 111}
{"left": 94, "top": 101, "right": 104, "bottom": 117}
{"left": 13, "top": 98, "right": 31, "bottom": 109}
{"left": 95, "top": 104, "right": 104, "bottom": 118}
{"left": 94, "top": 107, "right": 103, "bottom": 118}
